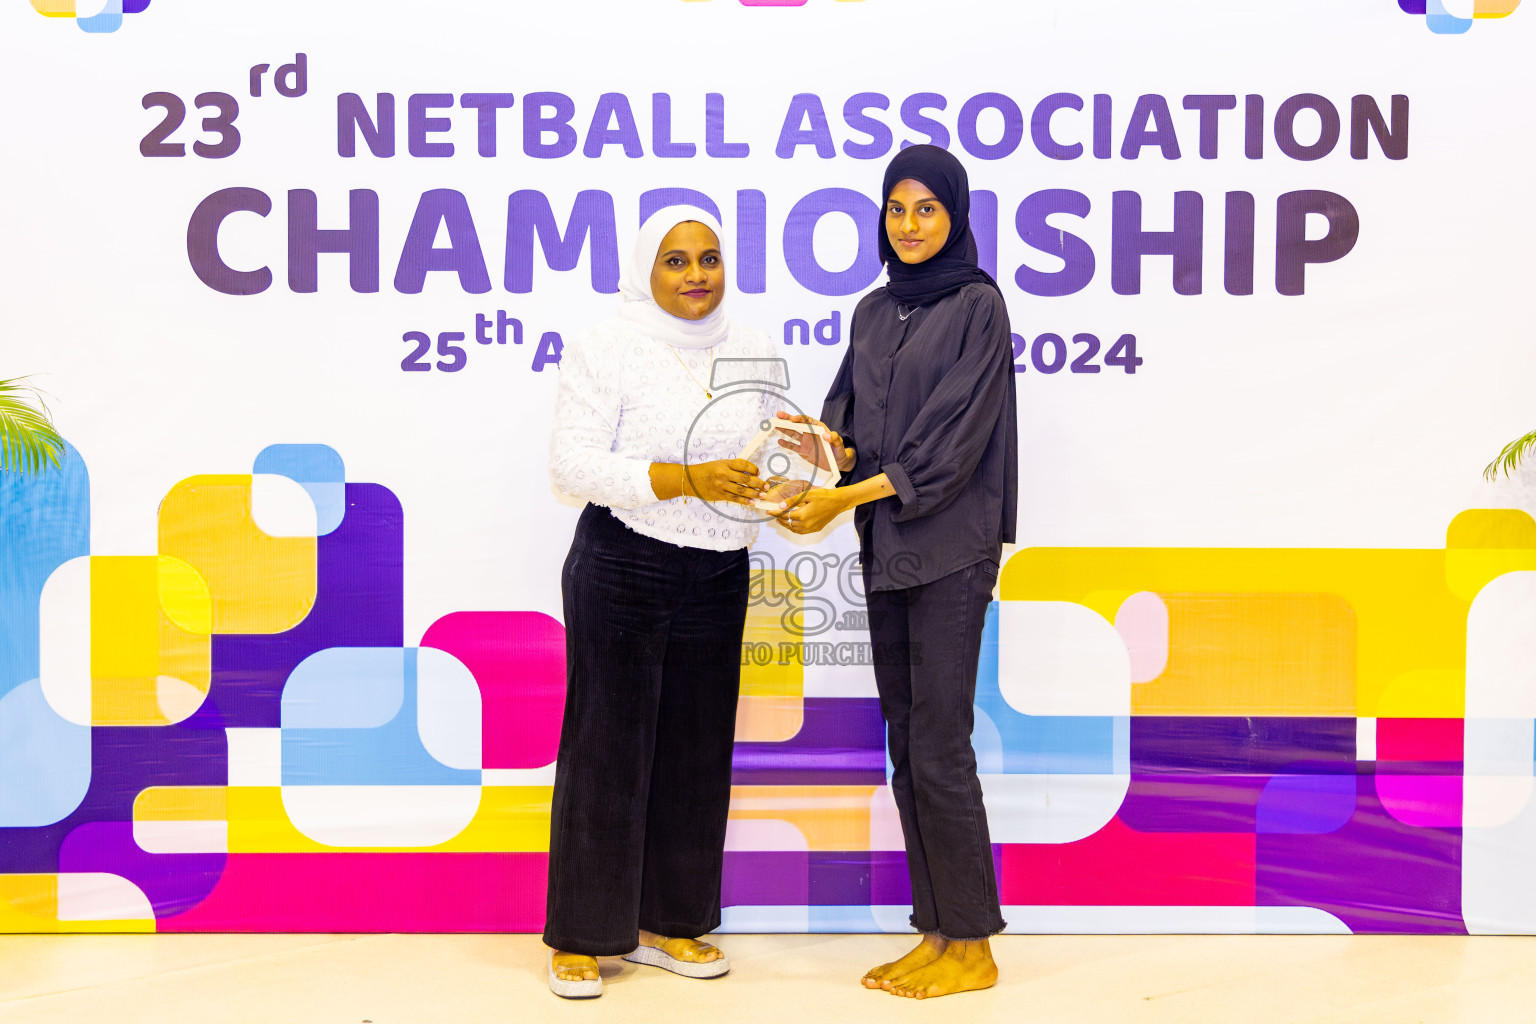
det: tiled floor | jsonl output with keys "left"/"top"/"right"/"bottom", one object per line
{"left": 3, "top": 932, "right": 1534, "bottom": 1023}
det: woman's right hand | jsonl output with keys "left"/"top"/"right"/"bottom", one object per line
{"left": 681, "top": 458, "right": 767, "bottom": 505}
{"left": 773, "top": 412, "right": 856, "bottom": 473}
{"left": 770, "top": 485, "right": 852, "bottom": 534}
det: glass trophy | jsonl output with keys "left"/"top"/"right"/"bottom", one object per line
{"left": 737, "top": 419, "right": 841, "bottom": 512}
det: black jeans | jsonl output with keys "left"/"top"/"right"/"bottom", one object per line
{"left": 543, "top": 505, "right": 748, "bottom": 956}
{"left": 866, "top": 559, "right": 1006, "bottom": 941}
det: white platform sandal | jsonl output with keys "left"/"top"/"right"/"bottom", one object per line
{"left": 548, "top": 954, "right": 603, "bottom": 999}
{"left": 622, "top": 939, "right": 730, "bottom": 979}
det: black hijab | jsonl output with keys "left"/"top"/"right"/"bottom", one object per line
{"left": 878, "top": 145, "right": 1000, "bottom": 306}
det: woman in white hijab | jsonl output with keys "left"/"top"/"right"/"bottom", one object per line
{"left": 544, "top": 207, "right": 778, "bottom": 998}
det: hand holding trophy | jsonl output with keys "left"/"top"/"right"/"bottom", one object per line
{"left": 733, "top": 415, "right": 843, "bottom": 512}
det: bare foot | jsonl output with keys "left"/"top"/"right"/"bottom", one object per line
{"left": 885, "top": 939, "right": 998, "bottom": 999}
{"left": 550, "top": 950, "right": 599, "bottom": 983}
{"left": 638, "top": 928, "right": 723, "bottom": 963}
{"left": 862, "top": 934, "right": 947, "bottom": 989}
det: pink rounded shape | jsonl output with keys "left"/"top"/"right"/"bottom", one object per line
{"left": 1114, "top": 591, "right": 1169, "bottom": 684}
{"left": 421, "top": 611, "right": 566, "bottom": 770}
{"left": 1376, "top": 774, "right": 1463, "bottom": 828}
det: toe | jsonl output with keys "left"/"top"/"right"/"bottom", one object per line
{"left": 663, "top": 938, "right": 720, "bottom": 963}
{"left": 552, "top": 953, "right": 599, "bottom": 983}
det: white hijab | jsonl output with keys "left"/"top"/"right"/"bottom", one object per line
{"left": 616, "top": 206, "right": 731, "bottom": 349}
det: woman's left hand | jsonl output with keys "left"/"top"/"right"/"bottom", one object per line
{"left": 771, "top": 487, "right": 850, "bottom": 534}
{"left": 773, "top": 412, "right": 855, "bottom": 473}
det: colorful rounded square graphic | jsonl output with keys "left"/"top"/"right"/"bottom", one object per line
{"left": 254, "top": 445, "right": 347, "bottom": 538}
{"left": 1398, "top": 0, "right": 1522, "bottom": 34}
{"left": 9, "top": 412, "right": 1536, "bottom": 934}
{"left": 1000, "top": 541, "right": 1490, "bottom": 719}
{"left": 420, "top": 612, "right": 564, "bottom": 771}
{"left": 738, "top": 570, "right": 806, "bottom": 743}
{"left": 158, "top": 475, "right": 318, "bottom": 635}
{"left": 38, "top": 555, "right": 211, "bottom": 727}
{"left": 0, "top": 873, "right": 154, "bottom": 932}
{"left": 280, "top": 647, "right": 482, "bottom": 848}
{"left": 30, "top": 0, "right": 152, "bottom": 33}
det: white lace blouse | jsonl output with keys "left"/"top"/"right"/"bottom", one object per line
{"left": 549, "top": 316, "right": 782, "bottom": 551}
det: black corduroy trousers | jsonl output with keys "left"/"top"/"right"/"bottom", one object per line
{"left": 866, "top": 559, "right": 1006, "bottom": 941}
{"left": 542, "top": 504, "right": 748, "bottom": 956}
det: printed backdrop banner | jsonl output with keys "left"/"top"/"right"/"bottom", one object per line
{"left": 2, "top": 0, "right": 1536, "bottom": 935}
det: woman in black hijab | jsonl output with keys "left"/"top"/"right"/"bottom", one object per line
{"left": 775, "top": 145, "right": 1016, "bottom": 999}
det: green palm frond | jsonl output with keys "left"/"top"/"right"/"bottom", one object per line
{"left": 1484, "top": 428, "right": 1536, "bottom": 482}
{"left": 0, "top": 376, "right": 65, "bottom": 475}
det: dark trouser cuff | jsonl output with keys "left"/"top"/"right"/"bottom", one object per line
{"left": 936, "top": 920, "right": 1008, "bottom": 942}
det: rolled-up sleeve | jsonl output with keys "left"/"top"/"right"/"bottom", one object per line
{"left": 548, "top": 330, "right": 657, "bottom": 510}
{"left": 882, "top": 291, "right": 1011, "bottom": 522}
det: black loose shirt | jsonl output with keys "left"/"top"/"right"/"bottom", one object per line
{"left": 821, "top": 283, "right": 1018, "bottom": 593}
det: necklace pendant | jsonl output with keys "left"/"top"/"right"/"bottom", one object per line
{"left": 706, "top": 391, "right": 712, "bottom": 399}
